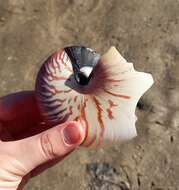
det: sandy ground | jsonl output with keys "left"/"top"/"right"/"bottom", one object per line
{"left": 0, "top": 0, "right": 179, "bottom": 189}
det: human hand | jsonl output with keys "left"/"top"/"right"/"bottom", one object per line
{"left": 0, "top": 91, "right": 86, "bottom": 190}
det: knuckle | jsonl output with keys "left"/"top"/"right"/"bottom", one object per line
{"left": 40, "top": 133, "right": 57, "bottom": 160}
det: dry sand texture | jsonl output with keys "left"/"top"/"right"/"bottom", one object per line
{"left": 0, "top": 0, "right": 179, "bottom": 189}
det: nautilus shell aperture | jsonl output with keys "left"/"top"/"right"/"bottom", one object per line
{"left": 35, "top": 46, "right": 154, "bottom": 147}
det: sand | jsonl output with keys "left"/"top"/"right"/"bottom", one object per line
{"left": 0, "top": 0, "right": 179, "bottom": 189}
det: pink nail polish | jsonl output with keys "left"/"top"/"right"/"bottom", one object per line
{"left": 63, "top": 122, "right": 81, "bottom": 145}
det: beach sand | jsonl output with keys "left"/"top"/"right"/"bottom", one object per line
{"left": 0, "top": 0, "right": 179, "bottom": 189}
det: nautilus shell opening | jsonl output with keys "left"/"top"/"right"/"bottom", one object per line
{"left": 35, "top": 46, "right": 154, "bottom": 147}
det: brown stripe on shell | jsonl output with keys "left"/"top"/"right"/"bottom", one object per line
{"left": 60, "top": 49, "right": 73, "bottom": 73}
{"left": 106, "top": 100, "right": 118, "bottom": 119}
{"left": 105, "top": 79, "right": 124, "bottom": 83}
{"left": 74, "top": 96, "right": 78, "bottom": 102}
{"left": 103, "top": 89, "right": 130, "bottom": 99}
{"left": 81, "top": 98, "right": 97, "bottom": 147}
{"left": 92, "top": 96, "right": 105, "bottom": 147}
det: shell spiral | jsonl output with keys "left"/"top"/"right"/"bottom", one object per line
{"left": 35, "top": 46, "right": 154, "bottom": 147}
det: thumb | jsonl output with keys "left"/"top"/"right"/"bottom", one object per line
{"left": 3, "top": 121, "right": 86, "bottom": 175}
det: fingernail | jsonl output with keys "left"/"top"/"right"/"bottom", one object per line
{"left": 63, "top": 122, "right": 82, "bottom": 145}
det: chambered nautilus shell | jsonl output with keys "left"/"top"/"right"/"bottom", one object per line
{"left": 35, "top": 46, "right": 154, "bottom": 147}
